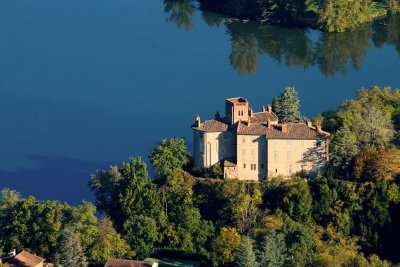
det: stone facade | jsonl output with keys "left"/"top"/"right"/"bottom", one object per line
{"left": 192, "top": 97, "right": 329, "bottom": 181}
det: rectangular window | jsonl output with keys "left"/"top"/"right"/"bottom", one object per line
{"left": 242, "top": 149, "right": 246, "bottom": 156}
{"left": 274, "top": 151, "right": 279, "bottom": 160}
{"left": 287, "top": 151, "right": 292, "bottom": 160}
{"left": 242, "top": 137, "right": 246, "bottom": 143}
{"left": 251, "top": 164, "right": 257, "bottom": 170}
{"left": 243, "top": 164, "right": 246, "bottom": 169}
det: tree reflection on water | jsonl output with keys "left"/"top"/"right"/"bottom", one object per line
{"left": 164, "top": 1, "right": 400, "bottom": 76}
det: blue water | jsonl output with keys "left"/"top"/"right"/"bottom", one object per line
{"left": 0, "top": 0, "right": 399, "bottom": 204}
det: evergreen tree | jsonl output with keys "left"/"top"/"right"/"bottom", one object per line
{"left": 272, "top": 87, "right": 303, "bottom": 123}
{"left": 60, "top": 227, "right": 88, "bottom": 267}
{"left": 257, "top": 230, "right": 287, "bottom": 267}
{"left": 236, "top": 236, "right": 258, "bottom": 267}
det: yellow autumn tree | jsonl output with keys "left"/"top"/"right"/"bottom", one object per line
{"left": 213, "top": 227, "right": 241, "bottom": 264}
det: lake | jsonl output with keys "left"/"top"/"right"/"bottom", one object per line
{"left": 0, "top": 0, "right": 399, "bottom": 204}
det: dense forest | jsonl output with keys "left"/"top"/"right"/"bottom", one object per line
{"left": 1, "top": 86, "right": 400, "bottom": 266}
{"left": 194, "top": 0, "right": 400, "bottom": 31}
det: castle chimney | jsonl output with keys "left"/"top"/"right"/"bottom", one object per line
{"left": 306, "top": 118, "right": 312, "bottom": 127}
{"left": 262, "top": 105, "right": 266, "bottom": 112}
{"left": 267, "top": 119, "right": 271, "bottom": 129}
{"left": 195, "top": 115, "right": 201, "bottom": 127}
{"left": 267, "top": 104, "right": 272, "bottom": 113}
{"left": 249, "top": 108, "right": 254, "bottom": 118}
{"left": 215, "top": 111, "right": 221, "bottom": 120}
{"left": 281, "top": 122, "right": 287, "bottom": 133}
{"left": 316, "top": 122, "right": 322, "bottom": 132}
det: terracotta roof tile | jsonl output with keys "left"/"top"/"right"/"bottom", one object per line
{"left": 250, "top": 112, "right": 278, "bottom": 123}
{"left": 104, "top": 259, "right": 154, "bottom": 267}
{"left": 4, "top": 251, "right": 45, "bottom": 267}
{"left": 226, "top": 97, "right": 248, "bottom": 104}
{"left": 192, "top": 119, "right": 229, "bottom": 132}
{"left": 237, "top": 121, "right": 329, "bottom": 139}
{"left": 223, "top": 159, "right": 237, "bottom": 167}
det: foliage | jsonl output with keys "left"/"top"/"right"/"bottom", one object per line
{"left": 272, "top": 87, "right": 303, "bottom": 123}
{"left": 257, "top": 230, "right": 287, "bottom": 267}
{"left": 59, "top": 226, "right": 88, "bottom": 267}
{"left": 281, "top": 178, "right": 313, "bottom": 222}
{"left": 149, "top": 137, "right": 191, "bottom": 179}
{"left": 236, "top": 236, "right": 258, "bottom": 267}
{"left": 89, "top": 217, "right": 130, "bottom": 265}
{"left": 213, "top": 227, "right": 241, "bottom": 264}
{"left": 89, "top": 157, "right": 165, "bottom": 258}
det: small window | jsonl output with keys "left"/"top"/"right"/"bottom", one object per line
{"left": 251, "top": 164, "right": 257, "bottom": 170}
{"left": 242, "top": 137, "right": 246, "bottom": 143}
{"left": 261, "top": 164, "right": 264, "bottom": 169}
{"left": 274, "top": 151, "right": 279, "bottom": 160}
{"left": 243, "top": 164, "right": 246, "bottom": 169}
{"left": 238, "top": 110, "right": 244, "bottom": 116}
{"left": 275, "top": 169, "right": 278, "bottom": 173}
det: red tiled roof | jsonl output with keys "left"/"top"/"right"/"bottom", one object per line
{"left": 192, "top": 119, "right": 229, "bottom": 132}
{"left": 237, "top": 121, "right": 329, "bottom": 139}
{"left": 250, "top": 112, "right": 278, "bottom": 123}
{"left": 226, "top": 97, "right": 248, "bottom": 104}
{"left": 223, "top": 159, "right": 237, "bottom": 167}
{"left": 4, "top": 251, "right": 45, "bottom": 267}
{"left": 237, "top": 121, "right": 268, "bottom": 135}
{"left": 104, "top": 259, "right": 154, "bottom": 267}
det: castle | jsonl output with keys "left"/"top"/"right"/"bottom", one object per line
{"left": 192, "top": 97, "right": 330, "bottom": 180}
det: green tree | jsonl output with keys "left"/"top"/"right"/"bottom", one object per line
{"left": 89, "top": 157, "right": 166, "bottom": 258}
{"left": 60, "top": 227, "right": 88, "bottom": 267}
{"left": 330, "top": 126, "right": 360, "bottom": 175}
{"left": 213, "top": 227, "right": 241, "bottom": 264}
{"left": 272, "top": 87, "right": 303, "bottom": 123}
{"left": 313, "top": 0, "right": 373, "bottom": 32}
{"left": 258, "top": 230, "right": 287, "bottom": 267}
{"left": 236, "top": 236, "right": 258, "bottom": 267}
{"left": 149, "top": 138, "right": 191, "bottom": 179}
{"left": 0, "top": 188, "right": 20, "bottom": 208}
{"left": 89, "top": 217, "right": 130, "bottom": 265}
{"left": 281, "top": 178, "right": 312, "bottom": 222}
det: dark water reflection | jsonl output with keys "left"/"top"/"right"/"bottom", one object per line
{"left": 164, "top": 0, "right": 400, "bottom": 76}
